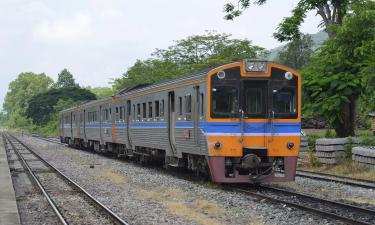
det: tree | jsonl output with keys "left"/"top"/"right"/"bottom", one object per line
{"left": 302, "top": 1, "right": 375, "bottom": 137}
{"left": 85, "top": 86, "right": 116, "bottom": 99}
{"left": 224, "top": 0, "right": 358, "bottom": 41}
{"left": 3, "top": 72, "right": 53, "bottom": 115}
{"left": 275, "top": 34, "right": 313, "bottom": 70}
{"left": 53, "top": 68, "right": 79, "bottom": 89}
{"left": 113, "top": 31, "right": 268, "bottom": 89}
{"left": 26, "top": 87, "right": 96, "bottom": 125}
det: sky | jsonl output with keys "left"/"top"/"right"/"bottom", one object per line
{"left": 0, "top": 0, "right": 322, "bottom": 110}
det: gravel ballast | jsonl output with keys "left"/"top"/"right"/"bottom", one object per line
{"left": 18, "top": 134, "right": 344, "bottom": 225}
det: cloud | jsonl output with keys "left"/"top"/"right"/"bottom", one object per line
{"left": 33, "top": 13, "right": 92, "bottom": 43}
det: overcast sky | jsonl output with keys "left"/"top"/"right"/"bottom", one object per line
{"left": 0, "top": 0, "right": 322, "bottom": 110}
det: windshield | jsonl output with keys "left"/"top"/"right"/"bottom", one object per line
{"left": 272, "top": 86, "right": 297, "bottom": 118}
{"left": 211, "top": 86, "right": 238, "bottom": 118}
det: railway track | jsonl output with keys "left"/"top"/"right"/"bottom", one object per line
{"left": 296, "top": 170, "right": 375, "bottom": 189}
{"left": 3, "top": 133, "right": 129, "bottom": 225}
{"left": 232, "top": 185, "right": 375, "bottom": 225}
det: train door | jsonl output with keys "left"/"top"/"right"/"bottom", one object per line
{"left": 77, "top": 111, "right": 81, "bottom": 139}
{"left": 83, "top": 109, "right": 86, "bottom": 141}
{"left": 168, "top": 91, "right": 177, "bottom": 155}
{"left": 243, "top": 80, "right": 268, "bottom": 147}
{"left": 126, "top": 100, "right": 132, "bottom": 148}
{"left": 99, "top": 106, "right": 103, "bottom": 144}
{"left": 193, "top": 86, "right": 200, "bottom": 146}
{"left": 70, "top": 112, "right": 73, "bottom": 138}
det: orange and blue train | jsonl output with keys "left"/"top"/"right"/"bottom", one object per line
{"left": 60, "top": 59, "right": 301, "bottom": 183}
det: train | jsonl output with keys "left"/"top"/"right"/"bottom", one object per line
{"left": 60, "top": 59, "right": 301, "bottom": 183}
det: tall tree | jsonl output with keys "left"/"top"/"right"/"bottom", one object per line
{"left": 224, "top": 0, "right": 358, "bottom": 41}
{"left": 26, "top": 87, "right": 96, "bottom": 125}
{"left": 114, "top": 31, "right": 268, "bottom": 89}
{"left": 54, "top": 68, "right": 79, "bottom": 88}
{"left": 3, "top": 72, "right": 53, "bottom": 114}
{"left": 276, "top": 34, "right": 314, "bottom": 70}
{"left": 302, "top": 1, "right": 375, "bottom": 137}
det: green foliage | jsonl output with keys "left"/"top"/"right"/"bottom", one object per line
{"left": 302, "top": 1, "right": 375, "bottom": 137}
{"left": 324, "top": 129, "right": 337, "bottom": 138}
{"left": 85, "top": 86, "right": 116, "bottom": 99}
{"left": 114, "top": 31, "right": 268, "bottom": 89}
{"left": 3, "top": 72, "right": 53, "bottom": 115}
{"left": 26, "top": 87, "right": 96, "bottom": 125}
{"left": 275, "top": 34, "right": 313, "bottom": 70}
{"left": 53, "top": 68, "right": 79, "bottom": 89}
{"left": 35, "top": 99, "right": 80, "bottom": 136}
{"left": 224, "top": 0, "right": 355, "bottom": 41}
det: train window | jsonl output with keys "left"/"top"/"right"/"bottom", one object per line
{"left": 148, "top": 102, "right": 152, "bottom": 118}
{"left": 119, "top": 106, "right": 124, "bottom": 120}
{"left": 211, "top": 86, "right": 238, "bottom": 118}
{"left": 200, "top": 93, "right": 204, "bottom": 117}
{"left": 178, "top": 97, "right": 182, "bottom": 115}
{"left": 272, "top": 87, "right": 297, "bottom": 118}
{"left": 133, "top": 105, "right": 136, "bottom": 119}
{"left": 155, "top": 101, "right": 160, "bottom": 118}
{"left": 137, "top": 104, "right": 141, "bottom": 120}
{"left": 185, "top": 94, "right": 192, "bottom": 121}
{"left": 245, "top": 88, "right": 263, "bottom": 114}
{"left": 142, "top": 103, "right": 146, "bottom": 119}
{"left": 160, "top": 100, "right": 164, "bottom": 117}
{"left": 185, "top": 94, "right": 191, "bottom": 113}
{"left": 115, "top": 107, "right": 119, "bottom": 121}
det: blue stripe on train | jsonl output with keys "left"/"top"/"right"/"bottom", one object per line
{"left": 69, "top": 122, "right": 300, "bottom": 134}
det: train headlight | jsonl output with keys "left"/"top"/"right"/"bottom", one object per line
{"left": 285, "top": 72, "right": 293, "bottom": 80}
{"left": 217, "top": 71, "right": 225, "bottom": 79}
{"left": 244, "top": 60, "right": 268, "bottom": 73}
{"left": 287, "top": 142, "right": 295, "bottom": 150}
{"left": 214, "top": 141, "right": 222, "bottom": 150}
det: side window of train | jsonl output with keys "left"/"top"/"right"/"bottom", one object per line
{"left": 119, "top": 106, "right": 124, "bottom": 121}
{"left": 137, "top": 104, "right": 141, "bottom": 121}
{"left": 155, "top": 100, "right": 160, "bottom": 119}
{"left": 148, "top": 102, "right": 152, "bottom": 119}
{"left": 133, "top": 105, "right": 135, "bottom": 120}
{"left": 178, "top": 97, "right": 183, "bottom": 116}
{"left": 185, "top": 94, "right": 192, "bottom": 121}
{"left": 160, "top": 100, "right": 164, "bottom": 118}
{"left": 115, "top": 107, "right": 119, "bottom": 122}
{"left": 142, "top": 103, "right": 146, "bottom": 120}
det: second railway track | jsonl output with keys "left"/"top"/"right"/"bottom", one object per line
{"left": 232, "top": 185, "right": 375, "bottom": 225}
{"left": 3, "top": 132, "right": 129, "bottom": 225}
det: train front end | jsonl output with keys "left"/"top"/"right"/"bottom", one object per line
{"left": 206, "top": 60, "right": 301, "bottom": 183}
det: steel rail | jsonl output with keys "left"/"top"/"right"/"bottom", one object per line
{"left": 3, "top": 134, "right": 68, "bottom": 225}
{"left": 296, "top": 170, "right": 375, "bottom": 189}
{"left": 232, "top": 185, "right": 375, "bottom": 225}
{"left": 6, "top": 133, "right": 129, "bottom": 225}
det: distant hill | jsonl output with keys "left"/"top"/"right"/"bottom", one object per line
{"left": 268, "top": 31, "right": 328, "bottom": 60}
